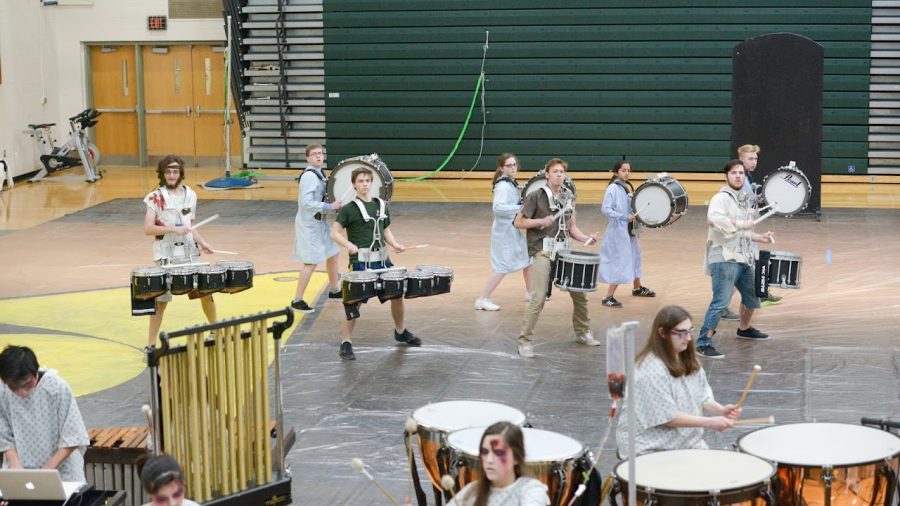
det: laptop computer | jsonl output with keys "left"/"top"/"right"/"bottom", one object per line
{"left": 0, "top": 469, "right": 69, "bottom": 501}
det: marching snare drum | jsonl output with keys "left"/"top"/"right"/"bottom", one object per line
{"left": 377, "top": 269, "right": 407, "bottom": 302}
{"left": 217, "top": 260, "right": 254, "bottom": 294}
{"left": 632, "top": 174, "right": 688, "bottom": 228}
{"left": 553, "top": 250, "right": 600, "bottom": 292}
{"left": 405, "top": 270, "right": 434, "bottom": 299}
{"left": 415, "top": 265, "right": 453, "bottom": 295}
{"left": 613, "top": 449, "right": 776, "bottom": 506}
{"left": 167, "top": 266, "right": 197, "bottom": 295}
{"left": 325, "top": 153, "right": 394, "bottom": 203}
{"left": 341, "top": 271, "right": 378, "bottom": 304}
{"left": 131, "top": 267, "right": 168, "bottom": 300}
{"left": 196, "top": 265, "right": 227, "bottom": 295}
{"left": 762, "top": 164, "right": 811, "bottom": 216}
{"left": 737, "top": 423, "right": 900, "bottom": 506}
{"left": 767, "top": 251, "right": 802, "bottom": 289}
{"left": 411, "top": 401, "right": 526, "bottom": 491}
{"left": 448, "top": 426, "right": 590, "bottom": 506}
{"left": 521, "top": 173, "right": 577, "bottom": 202}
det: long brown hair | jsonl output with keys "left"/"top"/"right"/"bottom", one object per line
{"left": 156, "top": 155, "right": 185, "bottom": 187}
{"left": 492, "top": 152, "right": 519, "bottom": 186}
{"left": 635, "top": 305, "right": 700, "bottom": 377}
{"left": 468, "top": 422, "right": 525, "bottom": 506}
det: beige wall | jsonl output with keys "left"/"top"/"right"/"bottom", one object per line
{"left": 0, "top": 0, "right": 224, "bottom": 177}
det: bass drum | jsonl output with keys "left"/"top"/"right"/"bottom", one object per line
{"left": 521, "top": 173, "right": 577, "bottom": 203}
{"left": 632, "top": 175, "right": 688, "bottom": 228}
{"left": 762, "top": 164, "right": 811, "bottom": 216}
{"left": 325, "top": 153, "right": 394, "bottom": 203}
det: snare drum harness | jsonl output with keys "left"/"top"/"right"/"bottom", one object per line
{"left": 352, "top": 197, "right": 389, "bottom": 269}
{"left": 541, "top": 186, "right": 573, "bottom": 258}
{"left": 304, "top": 167, "right": 328, "bottom": 221}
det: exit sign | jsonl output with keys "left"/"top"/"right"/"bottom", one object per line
{"left": 148, "top": 16, "right": 167, "bottom": 31}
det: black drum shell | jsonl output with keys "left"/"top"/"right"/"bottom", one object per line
{"left": 553, "top": 251, "right": 600, "bottom": 292}
{"left": 342, "top": 276, "right": 377, "bottom": 304}
{"left": 132, "top": 271, "right": 167, "bottom": 300}
{"left": 404, "top": 273, "right": 434, "bottom": 299}
{"left": 168, "top": 272, "right": 196, "bottom": 295}
{"left": 379, "top": 276, "right": 406, "bottom": 301}
{"left": 196, "top": 267, "right": 227, "bottom": 295}
{"left": 222, "top": 266, "right": 253, "bottom": 294}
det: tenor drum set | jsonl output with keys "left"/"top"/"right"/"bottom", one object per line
{"left": 130, "top": 260, "right": 254, "bottom": 316}
{"left": 340, "top": 264, "right": 455, "bottom": 304}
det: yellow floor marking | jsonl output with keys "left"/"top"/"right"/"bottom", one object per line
{"left": 0, "top": 272, "right": 327, "bottom": 396}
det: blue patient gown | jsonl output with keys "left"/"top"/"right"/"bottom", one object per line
{"left": 599, "top": 181, "right": 643, "bottom": 284}
{"left": 292, "top": 166, "right": 339, "bottom": 264}
{"left": 490, "top": 180, "right": 531, "bottom": 273}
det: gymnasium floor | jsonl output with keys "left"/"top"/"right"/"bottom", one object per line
{"left": 0, "top": 166, "right": 899, "bottom": 504}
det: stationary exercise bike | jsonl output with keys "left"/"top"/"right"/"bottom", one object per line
{"left": 24, "top": 108, "right": 103, "bottom": 183}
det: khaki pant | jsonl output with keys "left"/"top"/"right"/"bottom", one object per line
{"left": 518, "top": 251, "right": 591, "bottom": 345}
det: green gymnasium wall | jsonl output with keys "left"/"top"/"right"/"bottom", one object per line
{"left": 323, "top": 1, "right": 871, "bottom": 174}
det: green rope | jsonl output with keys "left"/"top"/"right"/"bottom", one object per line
{"left": 397, "top": 71, "right": 485, "bottom": 182}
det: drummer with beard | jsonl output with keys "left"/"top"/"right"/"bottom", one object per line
{"left": 330, "top": 167, "right": 422, "bottom": 361}
{"left": 513, "top": 158, "right": 599, "bottom": 358}
{"left": 696, "top": 160, "right": 775, "bottom": 359}
{"left": 143, "top": 155, "right": 216, "bottom": 347}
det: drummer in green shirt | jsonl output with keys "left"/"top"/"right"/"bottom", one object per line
{"left": 330, "top": 167, "right": 423, "bottom": 361}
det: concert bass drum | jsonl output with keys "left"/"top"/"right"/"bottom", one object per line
{"left": 325, "top": 153, "right": 394, "bottom": 203}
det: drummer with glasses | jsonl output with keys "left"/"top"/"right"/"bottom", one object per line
{"left": 330, "top": 167, "right": 422, "bottom": 361}
{"left": 616, "top": 305, "right": 742, "bottom": 456}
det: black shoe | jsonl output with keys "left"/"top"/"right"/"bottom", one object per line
{"left": 290, "top": 299, "right": 314, "bottom": 313}
{"left": 339, "top": 341, "right": 355, "bottom": 360}
{"left": 696, "top": 345, "right": 724, "bottom": 359}
{"left": 394, "top": 329, "right": 422, "bottom": 347}
{"left": 632, "top": 286, "right": 656, "bottom": 297}
{"left": 328, "top": 289, "right": 343, "bottom": 300}
{"left": 601, "top": 296, "right": 623, "bottom": 308}
{"left": 736, "top": 327, "right": 770, "bottom": 340}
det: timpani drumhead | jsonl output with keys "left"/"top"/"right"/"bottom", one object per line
{"left": 448, "top": 426, "right": 584, "bottom": 463}
{"left": 412, "top": 401, "right": 526, "bottom": 433}
{"left": 737, "top": 422, "right": 900, "bottom": 467}
{"left": 614, "top": 449, "right": 775, "bottom": 492}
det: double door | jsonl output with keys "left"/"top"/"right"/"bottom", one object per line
{"left": 90, "top": 44, "right": 241, "bottom": 166}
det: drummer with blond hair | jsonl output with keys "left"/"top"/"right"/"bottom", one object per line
{"left": 330, "top": 167, "right": 422, "bottom": 361}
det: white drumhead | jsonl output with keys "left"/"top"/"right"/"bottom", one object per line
{"left": 615, "top": 449, "right": 774, "bottom": 492}
{"left": 763, "top": 169, "right": 809, "bottom": 215}
{"left": 412, "top": 401, "right": 526, "bottom": 433}
{"left": 448, "top": 427, "right": 584, "bottom": 462}
{"left": 328, "top": 158, "right": 391, "bottom": 202}
{"left": 633, "top": 184, "right": 672, "bottom": 226}
{"left": 738, "top": 423, "right": 900, "bottom": 466}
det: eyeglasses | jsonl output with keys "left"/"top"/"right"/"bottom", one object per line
{"left": 503, "top": 163, "right": 517, "bottom": 168}
{"left": 671, "top": 327, "right": 695, "bottom": 338}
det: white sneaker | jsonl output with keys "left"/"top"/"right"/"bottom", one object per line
{"left": 474, "top": 298, "right": 500, "bottom": 311}
{"left": 517, "top": 343, "right": 535, "bottom": 358}
{"left": 576, "top": 332, "right": 601, "bottom": 346}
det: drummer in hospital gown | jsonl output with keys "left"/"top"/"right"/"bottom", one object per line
{"left": 616, "top": 305, "right": 741, "bottom": 456}
{"left": 598, "top": 160, "right": 655, "bottom": 308}
{"left": 290, "top": 144, "right": 343, "bottom": 313}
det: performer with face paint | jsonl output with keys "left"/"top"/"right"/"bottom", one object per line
{"left": 448, "top": 422, "right": 549, "bottom": 506}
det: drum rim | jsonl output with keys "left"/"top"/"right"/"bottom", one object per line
{"left": 412, "top": 401, "right": 527, "bottom": 439}
{"left": 736, "top": 422, "right": 900, "bottom": 467}
{"left": 762, "top": 167, "right": 811, "bottom": 216}
{"left": 632, "top": 179, "right": 687, "bottom": 227}
{"left": 448, "top": 426, "right": 586, "bottom": 462}
{"left": 197, "top": 266, "right": 227, "bottom": 274}
{"left": 342, "top": 271, "right": 379, "bottom": 281}
{"left": 556, "top": 250, "right": 601, "bottom": 262}
{"left": 326, "top": 154, "right": 394, "bottom": 202}
{"left": 132, "top": 267, "right": 167, "bottom": 275}
{"left": 613, "top": 449, "right": 776, "bottom": 493}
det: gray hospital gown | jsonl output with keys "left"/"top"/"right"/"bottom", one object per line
{"left": 0, "top": 369, "right": 89, "bottom": 481}
{"left": 616, "top": 354, "right": 714, "bottom": 456}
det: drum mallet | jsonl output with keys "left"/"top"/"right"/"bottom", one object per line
{"left": 632, "top": 201, "right": 651, "bottom": 219}
{"left": 191, "top": 213, "right": 220, "bottom": 230}
{"left": 734, "top": 416, "right": 775, "bottom": 426}
{"left": 441, "top": 475, "right": 458, "bottom": 502}
{"left": 736, "top": 364, "right": 762, "bottom": 409}
{"left": 339, "top": 185, "right": 356, "bottom": 203}
{"left": 350, "top": 458, "right": 401, "bottom": 506}
{"left": 754, "top": 205, "right": 779, "bottom": 225}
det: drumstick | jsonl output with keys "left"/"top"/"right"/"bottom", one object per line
{"left": 339, "top": 185, "right": 355, "bottom": 202}
{"left": 734, "top": 416, "right": 775, "bottom": 426}
{"left": 351, "top": 458, "right": 400, "bottom": 506}
{"left": 632, "top": 201, "right": 651, "bottom": 218}
{"left": 211, "top": 249, "right": 239, "bottom": 255}
{"left": 159, "top": 261, "right": 210, "bottom": 269}
{"left": 411, "top": 244, "right": 429, "bottom": 249}
{"left": 736, "top": 365, "right": 762, "bottom": 409}
{"left": 191, "top": 213, "right": 219, "bottom": 230}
